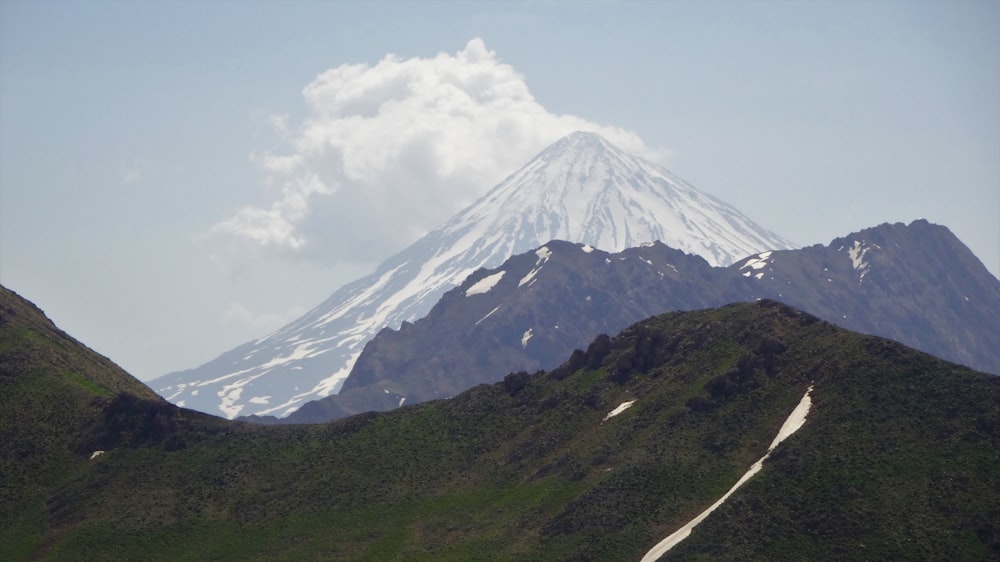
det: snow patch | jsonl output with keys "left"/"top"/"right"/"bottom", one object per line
{"left": 248, "top": 396, "right": 271, "bottom": 405}
{"left": 521, "top": 328, "right": 533, "bottom": 348}
{"left": 848, "top": 240, "right": 867, "bottom": 270}
{"left": 581, "top": 244, "right": 594, "bottom": 253}
{"left": 768, "top": 386, "right": 813, "bottom": 448}
{"left": 519, "top": 246, "right": 552, "bottom": 287}
{"left": 465, "top": 271, "right": 506, "bottom": 296}
{"left": 740, "top": 251, "right": 772, "bottom": 271}
{"left": 475, "top": 305, "right": 502, "bottom": 326}
{"left": 641, "top": 385, "right": 814, "bottom": 561}
{"left": 603, "top": 399, "right": 636, "bottom": 420}
{"left": 253, "top": 341, "right": 328, "bottom": 371}
{"left": 846, "top": 240, "right": 879, "bottom": 283}
{"left": 216, "top": 385, "right": 244, "bottom": 419}
{"left": 90, "top": 450, "right": 105, "bottom": 460}
{"left": 164, "top": 383, "right": 187, "bottom": 401}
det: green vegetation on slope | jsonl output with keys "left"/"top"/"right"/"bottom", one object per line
{"left": 1, "top": 285, "right": 997, "bottom": 560}
{"left": 0, "top": 286, "right": 167, "bottom": 558}
{"left": 666, "top": 335, "right": 1000, "bottom": 560}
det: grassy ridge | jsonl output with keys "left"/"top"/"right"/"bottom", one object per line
{"left": 2, "top": 285, "right": 998, "bottom": 560}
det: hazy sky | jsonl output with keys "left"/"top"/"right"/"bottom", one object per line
{"left": 2, "top": 1, "right": 997, "bottom": 382}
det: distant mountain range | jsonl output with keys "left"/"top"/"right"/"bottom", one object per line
{"left": 4, "top": 284, "right": 999, "bottom": 560}
{"left": 153, "top": 131, "right": 793, "bottom": 419}
{"left": 276, "top": 219, "right": 1000, "bottom": 424}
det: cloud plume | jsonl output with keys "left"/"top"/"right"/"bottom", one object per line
{"left": 212, "top": 38, "right": 656, "bottom": 264}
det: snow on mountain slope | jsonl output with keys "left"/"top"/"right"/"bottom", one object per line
{"left": 153, "top": 131, "right": 794, "bottom": 419}
{"left": 452, "top": 131, "right": 794, "bottom": 267}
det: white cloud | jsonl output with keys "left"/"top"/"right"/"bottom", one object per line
{"left": 213, "top": 38, "right": 660, "bottom": 263}
{"left": 211, "top": 172, "right": 332, "bottom": 249}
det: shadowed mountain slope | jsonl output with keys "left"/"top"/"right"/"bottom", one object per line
{"left": 281, "top": 219, "right": 1000, "bottom": 423}
{"left": 3, "top": 285, "right": 998, "bottom": 560}
{"left": 734, "top": 219, "right": 1000, "bottom": 374}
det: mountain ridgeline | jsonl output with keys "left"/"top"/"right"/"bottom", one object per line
{"left": 275, "top": 219, "right": 1000, "bottom": 423}
{"left": 153, "top": 131, "right": 793, "bottom": 419}
{"left": 3, "top": 285, "right": 999, "bottom": 560}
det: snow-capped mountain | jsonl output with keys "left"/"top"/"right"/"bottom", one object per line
{"left": 153, "top": 131, "right": 793, "bottom": 418}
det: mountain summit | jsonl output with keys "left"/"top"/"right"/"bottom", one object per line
{"left": 473, "top": 131, "right": 793, "bottom": 265}
{"left": 154, "top": 131, "right": 793, "bottom": 418}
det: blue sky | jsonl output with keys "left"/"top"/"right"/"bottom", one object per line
{"left": 1, "top": 0, "right": 997, "bottom": 381}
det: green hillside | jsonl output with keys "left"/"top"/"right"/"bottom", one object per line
{"left": 0, "top": 286, "right": 168, "bottom": 559}
{"left": 2, "top": 285, "right": 997, "bottom": 560}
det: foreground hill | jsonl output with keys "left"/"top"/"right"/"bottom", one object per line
{"left": 2, "top": 285, "right": 998, "bottom": 560}
{"left": 0, "top": 285, "right": 180, "bottom": 558}
{"left": 282, "top": 219, "right": 999, "bottom": 423}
